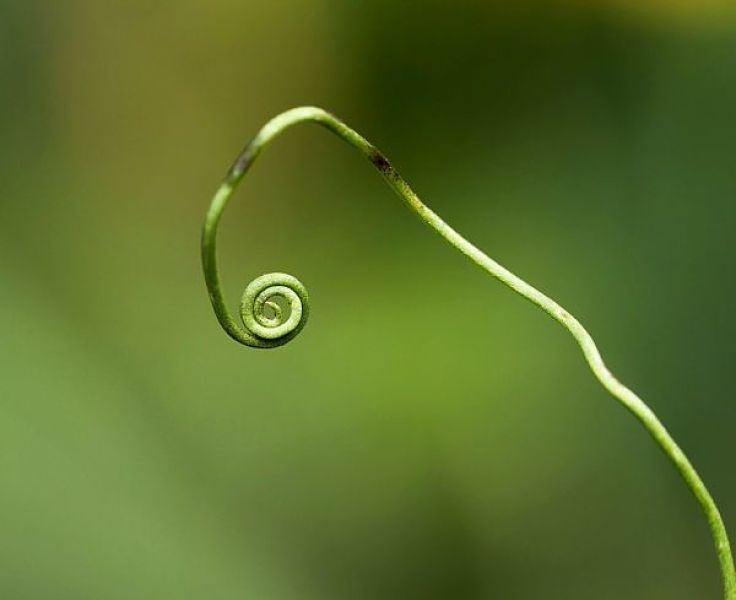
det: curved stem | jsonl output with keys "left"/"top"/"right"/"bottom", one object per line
{"left": 202, "top": 106, "right": 735, "bottom": 597}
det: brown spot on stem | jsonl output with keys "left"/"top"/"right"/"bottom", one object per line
{"left": 369, "top": 150, "right": 393, "bottom": 174}
{"left": 228, "top": 145, "right": 256, "bottom": 181}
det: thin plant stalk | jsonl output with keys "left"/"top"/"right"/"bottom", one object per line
{"left": 202, "top": 106, "right": 735, "bottom": 598}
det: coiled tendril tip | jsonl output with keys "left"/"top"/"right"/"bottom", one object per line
{"left": 240, "top": 272, "right": 308, "bottom": 345}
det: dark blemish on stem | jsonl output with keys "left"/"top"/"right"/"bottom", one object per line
{"left": 369, "top": 150, "right": 393, "bottom": 174}
{"left": 228, "top": 145, "right": 257, "bottom": 181}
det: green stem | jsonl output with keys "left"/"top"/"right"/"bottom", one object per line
{"left": 202, "top": 106, "right": 735, "bottom": 598}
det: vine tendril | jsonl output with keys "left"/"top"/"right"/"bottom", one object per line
{"left": 201, "top": 106, "right": 735, "bottom": 598}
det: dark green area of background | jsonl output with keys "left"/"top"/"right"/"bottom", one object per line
{"left": 1, "top": 1, "right": 735, "bottom": 598}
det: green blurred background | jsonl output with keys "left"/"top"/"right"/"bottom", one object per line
{"left": 1, "top": 1, "right": 735, "bottom": 598}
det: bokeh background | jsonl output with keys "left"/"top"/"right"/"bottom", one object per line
{"left": 1, "top": 1, "right": 735, "bottom": 598}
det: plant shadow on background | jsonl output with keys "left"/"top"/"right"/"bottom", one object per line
{"left": 1, "top": 1, "right": 735, "bottom": 599}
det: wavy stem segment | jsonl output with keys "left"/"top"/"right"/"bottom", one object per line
{"left": 202, "top": 106, "right": 735, "bottom": 598}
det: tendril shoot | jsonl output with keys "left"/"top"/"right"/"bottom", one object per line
{"left": 201, "top": 106, "right": 735, "bottom": 598}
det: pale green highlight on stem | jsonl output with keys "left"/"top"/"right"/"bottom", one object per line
{"left": 202, "top": 106, "right": 735, "bottom": 598}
